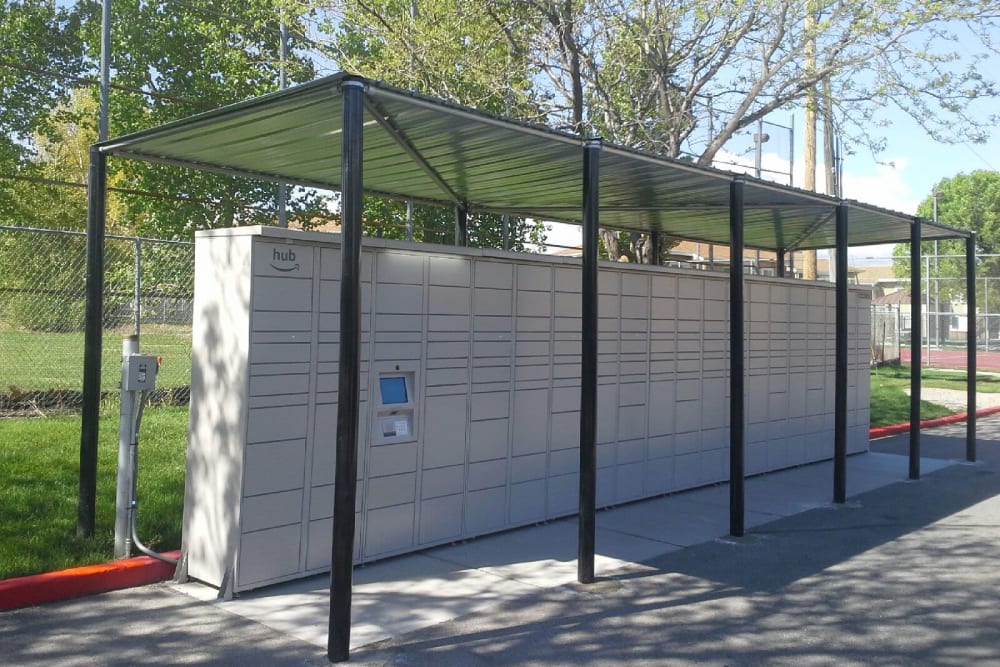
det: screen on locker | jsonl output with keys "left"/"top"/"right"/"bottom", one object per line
{"left": 379, "top": 376, "right": 408, "bottom": 405}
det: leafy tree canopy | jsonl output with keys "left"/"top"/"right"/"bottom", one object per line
{"left": 325, "top": 0, "right": 547, "bottom": 249}
{"left": 321, "top": 0, "right": 1000, "bottom": 261}
{"left": 2, "top": 1, "right": 332, "bottom": 238}
{"left": 893, "top": 170, "right": 1000, "bottom": 307}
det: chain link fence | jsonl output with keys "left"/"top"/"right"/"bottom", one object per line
{"left": 6, "top": 226, "right": 1000, "bottom": 414}
{"left": 871, "top": 305, "right": 901, "bottom": 366}
{"left": 0, "top": 226, "right": 193, "bottom": 416}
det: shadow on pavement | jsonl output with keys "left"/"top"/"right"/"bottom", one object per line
{"left": 356, "top": 428, "right": 1000, "bottom": 666}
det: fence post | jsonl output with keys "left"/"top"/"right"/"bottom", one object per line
{"left": 925, "top": 254, "right": 931, "bottom": 366}
{"left": 985, "top": 276, "right": 990, "bottom": 352}
{"left": 134, "top": 237, "right": 142, "bottom": 337}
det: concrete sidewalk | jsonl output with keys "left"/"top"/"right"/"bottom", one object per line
{"left": 3, "top": 419, "right": 999, "bottom": 665}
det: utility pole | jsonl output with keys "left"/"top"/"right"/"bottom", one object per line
{"left": 824, "top": 78, "right": 837, "bottom": 283}
{"left": 99, "top": 0, "right": 111, "bottom": 142}
{"left": 754, "top": 118, "right": 769, "bottom": 179}
{"left": 802, "top": 0, "right": 818, "bottom": 280}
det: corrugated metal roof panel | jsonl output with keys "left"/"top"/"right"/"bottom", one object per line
{"left": 99, "top": 73, "right": 970, "bottom": 250}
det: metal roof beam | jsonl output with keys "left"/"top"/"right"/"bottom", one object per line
{"left": 109, "top": 150, "right": 341, "bottom": 191}
{"left": 369, "top": 85, "right": 583, "bottom": 149}
{"left": 363, "top": 96, "right": 466, "bottom": 207}
{"left": 785, "top": 208, "right": 837, "bottom": 252}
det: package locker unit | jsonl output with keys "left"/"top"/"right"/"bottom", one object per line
{"left": 182, "top": 226, "right": 872, "bottom": 594}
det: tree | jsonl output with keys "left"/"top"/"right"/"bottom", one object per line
{"left": 893, "top": 170, "right": 1000, "bottom": 338}
{"left": 2, "top": 1, "right": 333, "bottom": 239}
{"left": 321, "top": 0, "right": 1000, "bottom": 262}
{"left": 0, "top": 1, "right": 87, "bottom": 160}
{"left": 81, "top": 0, "right": 329, "bottom": 239}
{"left": 321, "top": 0, "right": 548, "bottom": 250}
{"left": 0, "top": 0, "right": 88, "bottom": 223}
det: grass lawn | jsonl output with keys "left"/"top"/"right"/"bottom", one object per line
{"left": 869, "top": 364, "right": 993, "bottom": 428}
{"left": 0, "top": 325, "right": 192, "bottom": 393}
{"left": 0, "top": 406, "right": 187, "bottom": 580}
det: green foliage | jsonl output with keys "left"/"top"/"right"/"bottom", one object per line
{"left": 2, "top": 89, "right": 96, "bottom": 231}
{"left": 361, "top": 197, "right": 547, "bottom": 251}
{"left": 86, "top": 0, "right": 321, "bottom": 239}
{"left": 329, "top": 0, "right": 1000, "bottom": 262}
{"left": 329, "top": 0, "right": 537, "bottom": 117}
{"left": 893, "top": 171, "right": 1000, "bottom": 334}
{"left": 0, "top": 1, "right": 88, "bottom": 224}
{"left": 2, "top": 1, "right": 329, "bottom": 239}
{"left": 0, "top": 1, "right": 87, "bottom": 159}
{"left": 329, "top": 1, "right": 548, "bottom": 250}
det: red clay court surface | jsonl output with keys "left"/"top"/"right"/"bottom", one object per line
{"left": 900, "top": 348, "right": 1000, "bottom": 372}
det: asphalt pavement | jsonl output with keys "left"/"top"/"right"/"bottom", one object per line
{"left": 2, "top": 418, "right": 999, "bottom": 666}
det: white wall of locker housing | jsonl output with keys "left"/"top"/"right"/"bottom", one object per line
{"left": 182, "top": 226, "right": 870, "bottom": 594}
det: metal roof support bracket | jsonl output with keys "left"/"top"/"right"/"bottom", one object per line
{"left": 79, "top": 145, "right": 108, "bottom": 538}
{"left": 967, "top": 234, "right": 977, "bottom": 462}
{"left": 362, "top": 96, "right": 463, "bottom": 207}
{"left": 578, "top": 137, "right": 601, "bottom": 584}
{"left": 833, "top": 202, "right": 848, "bottom": 503}
{"left": 909, "top": 218, "right": 922, "bottom": 480}
{"left": 729, "top": 177, "right": 746, "bottom": 538}
{"left": 329, "top": 78, "right": 365, "bottom": 664}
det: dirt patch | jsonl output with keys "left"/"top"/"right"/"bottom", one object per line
{"left": 1, "top": 386, "right": 190, "bottom": 418}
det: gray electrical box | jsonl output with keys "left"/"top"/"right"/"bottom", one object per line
{"left": 122, "top": 354, "right": 158, "bottom": 391}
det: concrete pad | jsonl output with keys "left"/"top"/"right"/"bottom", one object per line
{"left": 426, "top": 516, "right": 674, "bottom": 589}
{"left": 597, "top": 493, "right": 778, "bottom": 545}
{"left": 167, "top": 451, "right": 957, "bottom": 654}
{"left": 179, "top": 552, "right": 542, "bottom": 650}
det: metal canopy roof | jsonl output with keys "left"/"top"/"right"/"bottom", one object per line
{"left": 99, "top": 72, "right": 969, "bottom": 251}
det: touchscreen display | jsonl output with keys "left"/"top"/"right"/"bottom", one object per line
{"left": 379, "top": 376, "right": 408, "bottom": 405}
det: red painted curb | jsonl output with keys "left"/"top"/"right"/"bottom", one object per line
{"left": 869, "top": 405, "right": 1000, "bottom": 440}
{"left": 0, "top": 550, "right": 180, "bottom": 612}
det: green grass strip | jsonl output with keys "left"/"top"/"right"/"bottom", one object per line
{"left": 0, "top": 407, "right": 187, "bottom": 580}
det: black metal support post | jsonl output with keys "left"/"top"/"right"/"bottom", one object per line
{"left": 649, "top": 231, "right": 662, "bottom": 266}
{"left": 328, "top": 78, "right": 365, "bottom": 664}
{"left": 455, "top": 205, "right": 468, "bottom": 246}
{"left": 833, "top": 203, "right": 848, "bottom": 503}
{"left": 729, "top": 178, "right": 746, "bottom": 537}
{"left": 777, "top": 248, "right": 786, "bottom": 278}
{"left": 909, "top": 219, "right": 922, "bottom": 480}
{"left": 578, "top": 138, "right": 601, "bottom": 584}
{"left": 967, "top": 233, "right": 977, "bottom": 462}
{"left": 79, "top": 146, "right": 107, "bottom": 537}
